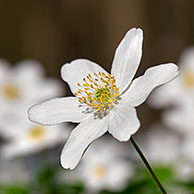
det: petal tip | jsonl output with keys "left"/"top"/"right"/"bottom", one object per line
{"left": 127, "top": 27, "right": 143, "bottom": 37}
{"left": 60, "top": 154, "right": 75, "bottom": 170}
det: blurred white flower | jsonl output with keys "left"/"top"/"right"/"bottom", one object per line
{"left": 162, "top": 102, "right": 194, "bottom": 136}
{"left": 149, "top": 47, "right": 194, "bottom": 108}
{"left": 148, "top": 47, "right": 194, "bottom": 179}
{"left": 0, "top": 60, "right": 62, "bottom": 130}
{"left": 1, "top": 122, "right": 71, "bottom": 158}
{"left": 138, "top": 124, "right": 181, "bottom": 165}
{"left": 0, "top": 60, "right": 70, "bottom": 157}
{"left": 28, "top": 27, "right": 178, "bottom": 169}
{"left": 76, "top": 138, "right": 133, "bottom": 193}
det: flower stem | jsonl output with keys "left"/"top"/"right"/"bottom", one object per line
{"left": 130, "top": 137, "right": 167, "bottom": 194}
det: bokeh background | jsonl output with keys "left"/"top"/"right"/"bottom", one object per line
{"left": 1, "top": 1, "right": 194, "bottom": 194}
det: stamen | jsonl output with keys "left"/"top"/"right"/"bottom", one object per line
{"left": 75, "top": 72, "right": 120, "bottom": 112}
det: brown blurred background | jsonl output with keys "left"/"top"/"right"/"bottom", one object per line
{"left": 0, "top": 0, "right": 194, "bottom": 131}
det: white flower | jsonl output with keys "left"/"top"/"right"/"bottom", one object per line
{"left": 76, "top": 138, "right": 133, "bottom": 193}
{"left": 1, "top": 121, "right": 71, "bottom": 158}
{"left": 149, "top": 47, "right": 194, "bottom": 108}
{"left": 0, "top": 60, "right": 70, "bottom": 157}
{"left": 28, "top": 27, "right": 179, "bottom": 169}
{"left": 138, "top": 124, "right": 181, "bottom": 165}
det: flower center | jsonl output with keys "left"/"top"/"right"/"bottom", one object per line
{"left": 2, "top": 83, "right": 20, "bottom": 100}
{"left": 75, "top": 72, "right": 119, "bottom": 112}
{"left": 182, "top": 71, "right": 194, "bottom": 89}
{"left": 28, "top": 125, "right": 46, "bottom": 141}
{"left": 92, "top": 165, "right": 106, "bottom": 179}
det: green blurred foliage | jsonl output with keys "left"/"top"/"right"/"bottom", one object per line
{"left": 0, "top": 164, "right": 193, "bottom": 194}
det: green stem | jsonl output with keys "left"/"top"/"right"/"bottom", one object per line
{"left": 130, "top": 137, "right": 167, "bottom": 194}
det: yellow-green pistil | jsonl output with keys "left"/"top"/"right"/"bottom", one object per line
{"left": 95, "top": 87, "right": 112, "bottom": 103}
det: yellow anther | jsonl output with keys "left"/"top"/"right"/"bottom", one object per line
{"left": 89, "top": 78, "right": 93, "bottom": 83}
{"left": 90, "top": 100, "right": 94, "bottom": 104}
{"left": 88, "top": 74, "right": 92, "bottom": 78}
{"left": 83, "top": 78, "right": 86, "bottom": 82}
{"left": 94, "top": 73, "right": 98, "bottom": 77}
{"left": 77, "top": 83, "right": 81, "bottom": 87}
{"left": 83, "top": 83, "right": 89, "bottom": 87}
{"left": 114, "top": 98, "right": 117, "bottom": 102}
{"left": 108, "top": 104, "right": 111, "bottom": 107}
{"left": 96, "top": 107, "right": 100, "bottom": 111}
{"left": 116, "top": 87, "right": 119, "bottom": 91}
{"left": 99, "top": 72, "right": 101, "bottom": 76}
{"left": 108, "top": 99, "right": 113, "bottom": 103}
{"left": 99, "top": 97, "right": 102, "bottom": 102}
{"left": 108, "top": 74, "right": 111, "bottom": 78}
{"left": 106, "top": 94, "right": 110, "bottom": 98}
{"left": 101, "top": 78, "right": 107, "bottom": 83}
{"left": 102, "top": 108, "right": 106, "bottom": 111}
{"left": 100, "top": 104, "right": 104, "bottom": 107}
{"left": 90, "top": 84, "right": 94, "bottom": 89}
{"left": 113, "top": 92, "right": 119, "bottom": 97}
{"left": 102, "top": 72, "right": 105, "bottom": 77}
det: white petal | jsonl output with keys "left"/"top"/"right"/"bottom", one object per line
{"left": 28, "top": 97, "right": 89, "bottom": 125}
{"left": 60, "top": 116, "right": 109, "bottom": 169}
{"left": 111, "top": 28, "right": 143, "bottom": 94}
{"left": 123, "top": 63, "right": 179, "bottom": 107}
{"left": 61, "top": 59, "right": 108, "bottom": 94}
{"left": 108, "top": 103, "right": 140, "bottom": 141}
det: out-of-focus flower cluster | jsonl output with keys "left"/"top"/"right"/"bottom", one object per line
{"left": 0, "top": 60, "right": 70, "bottom": 158}
{"left": 147, "top": 47, "right": 194, "bottom": 180}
